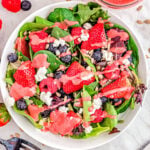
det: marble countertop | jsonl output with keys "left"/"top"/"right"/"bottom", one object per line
{"left": 0, "top": 0, "right": 150, "bottom": 150}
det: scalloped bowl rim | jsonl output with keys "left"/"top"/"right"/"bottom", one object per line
{"left": 0, "top": 1, "right": 149, "bottom": 150}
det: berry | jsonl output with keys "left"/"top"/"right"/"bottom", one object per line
{"left": 40, "top": 110, "right": 52, "bottom": 118}
{"left": 63, "top": 61, "right": 95, "bottom": 94}
{"left": 16, "top": 99, "right": 27, "bottom": 110}
{"left": 54, "top": 70, "right": 64, "bottom": 79}
{"left": 110, "top": 98, "right": 124, "bottom": 106}
{"left": 14, "top": 61, "right": 36, "bottom": 87}
{"left": 21, "top": 0, "right": 31, "bottom": 11}
{"left": 39, "top": 77, "right": 59, "bottom": 94}
{"left": 100, "top": 96, "right": 108, "bottom": 104}
{"left": 0, "top": 19, "right": 2, "bottom": 30}
{"left": 71, "top": 27, "right": 83, "bottom": 44}
{"left": 92, "top": 49, "right": 102, "bottom": 62}
{"left": 60, "top": 55, "right": 72, "bottom": 64}
{"left": 7, "top": 53, "right": 18, "bottom": 63}
{"left": 59, "top": 45, "right": 68, "bottom": 53}
{"left": 47, "top": 43, "right": 57, "bottom": 53}
{"left": 0, "top": 103, "right": 11, "bottom": 127}
{"left": 81, "top": 23, "right": 106, "bottom": 50}
{"left": 81, "top": 60, "right": 88, "bottom": 68}
{"left": 1, "top": 0, "right": 21, "bottom": 13}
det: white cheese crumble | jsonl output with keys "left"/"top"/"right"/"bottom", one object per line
{"left": 78, "top": 108, "right": 83, "bottom": 114}
{"left": 59, "top": 106, "right": 69, "bottom": 113}
{"left": 40, "top": 92, "right": 53, "bottom": 106}
{"left": 53, "top": 39, "right": 65, "bottom": 47}
{"left": 55, "top": 50, "right": 60, "bottom": 56}
{"left": 81, "top": 73, "right": 93, "bottom": 80}
{"left": 123, "top": 59, "right": 130, "bottom": 66}
{"left": 80, "top": 30, "right": 89, "bottom": 41}
{"left": 6, "top": 96, "right": 15, "bottom": 107}
{"left": 102, "top": 50, "right": 113, "bottom": 62}
{"left": 86, "top": 66, "right": 92, "bottom": 71}
{"left": 83, "top": 23, "right": 92, "bottom": 30}
{"left": 35, "top": 67, "right": 47, "bottom": 82}
{"left": 90, "top": 98, "right": 102, "bottom": 115}
{"left": 85, "top": 126, "right": 93, "bottom": 134}
{"left": 23, "top": 96, "right": 30, "bottom": 99}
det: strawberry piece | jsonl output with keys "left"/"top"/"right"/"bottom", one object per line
{"left": 71, "top": 27, "right": 83, "bottom": 44}
{"left": 29, "top": 30, "right": 49, "bottom": 53}
{"left": 14, "top": 61, "right": 36, "bottom": 87}
{"left": 104, "top": 63, "right": 120, "bottom": 80}
{"left": 39, "top": 77, "right": 59, "bottom": 94}
{"left": 15, "top": 37, "right": 30, "bottom": 58}
{"left": 48, "top": 110, "right": 82, "bottom": 136}
{"left": 81, "top": 23, "right": 106, "bottom": 50}
{"left": 0, "top": 103, "right": 11, "bottom": 127}
{"left": 0, "top": 19, "right": 2, "bottom": 30}
{"left": 1, "top": 0, "right": 21, "bottom": 13}
{"left": 28, "top": 104, "right": 45, "bottom": 121}
{"left": 110, "top": 41, "right": 126, "bottom": 54}
{"left": 101, "top": 77, "right": 134, "bottom": 99}
{"left": 62, "top": 61, "right": 95, "bottom": 94}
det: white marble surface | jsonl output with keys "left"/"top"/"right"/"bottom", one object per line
{"left": 0, "top": 0, "right": 150, "bottom": 150}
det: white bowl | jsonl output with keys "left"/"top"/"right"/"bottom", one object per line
{"left": 0, "top": 1, "right": 149, "bottom": 150}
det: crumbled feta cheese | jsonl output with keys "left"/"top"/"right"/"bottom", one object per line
{"left": 83, "top": 23, "right": 92, "bottom": 30}
{"left": 102, "top": 50, "right": 113, "bottom": 62}
{"left": 81, "top": 73, "right": 93, "bottom": 80}
{"left": 23, "top": 96, "right": 30, "bottom": 99}
{"left": 35, "top": 67, "right": 47, "bottom": 82}
{"left": 85, "top": 126, "right": 93, "bottom": 134}
{"left": 86, "top": 66, "right": 92, "bottom": 71}
{"left": 80, "top": 30, "right": 89, "bottom": 41}
{"left": 123, "top": 59, "right": 130, "bottom": 66}
{"left": 59, "top": 106, "right": 68, "bottom": 113}
{"left": 40, "top": 92, "right": 53, "bottom": 106}
{"left": 55, "top": 50, "right": 60, "bottom": 56}
{"left": 53, "top": 39, "right": 65, "bottom": 47}
{"left": 93, "top": 98, "right": 102, "bottom": 110}
{"left": 6, "top": 96, "right": 15, "bottom": 107}
{"left": 78, "top": 108, "right": 83, "bottom": 114}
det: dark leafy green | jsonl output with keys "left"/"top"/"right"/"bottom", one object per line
{"left": 17, "top": 51, "right": 29, "bottom": 61}
{"left": 35, "top": 16, "right": 54, "bottom": 26}
{"left": 13, "top": 104, "right": 43, "bottom": 129}
{"left": 30, "top": 97, "right": 44, "bottom": 107}
{"left": 101, "top": 102, "right": 118, "bottom": 131}
{"left": 33, "top": 50, "right": 64, "bottom": 72}
{"left": 29, "top": 46, "right": 34, "bottom": 61}
{"left": 84, "top": 82, "right": 98, "bottom": 96}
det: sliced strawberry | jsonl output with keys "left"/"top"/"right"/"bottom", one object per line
{"left": 14, "top": 61, "right": 36, "bottom": 87}
{"left": 81, "top": 23, "right": 106, "bottom": 50}
{"left": 110, "top": 41, "right": 126, "bottom": 54}
{"left": 101, "top": 77, "right": 134, "bottom": 99}
{"left": 10, "top": 82, "right": 37, "bottom": 101}
{"left": 62, "top": 61, "right": 95, "bottom": 94}
{"left": 1, "top": 0, "right": 21, "bottom": 13}
{"left": 0, "top": 19, "right": 2, "bottom": 30}
{"left": 0, "top": 103, "right": 11, "bottom": 127}
{"left": 71, "top": 27, "right": 83, "bottom": 44}
{"left": 39, "top": 77, "right": 60, "bottom": 94}
{"left": 104, "top": 63, "right": 120, "bottom": 80}
{"left": 107, "top": 29, "right": 129, "bottom": 41}
{"left": 15, "top": 37, "right": 30, "bottom": 58}
{"left": 48, "top": 110, "right": 82, "bottom": 136}
{"left": 29, "top": 30, "right": 49, "bottom": 53}
{"left": 28, "top": 104, "right": 45, "bottom": 121}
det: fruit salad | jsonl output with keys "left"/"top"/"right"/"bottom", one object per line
{"left": 5, "top": 2, "right": 146, "bottom": 138}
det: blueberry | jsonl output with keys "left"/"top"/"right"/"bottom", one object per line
{"left": 47, "top": 43, "right": 57, "bottom": 53}
{"left": 59, "top": 45, "right": 68, "bottom": 53}
{"left": 54, "top": 70, "right": 64, "bottom": 79}
{"left": 92, "top": 49, "right": 102, "bottom": 63}
{"left": 7, "top": 53, "right": 18, "bottom": 63}
{"left": 111, "top": 98, "right": 124, "bottom": 105}
{"left": 58, "top": 88, "right": 66, "bottom": 96}
{"left": 60, "top": 55, "right": 72, "bottom": 64}
{"left": 100, "top": 96, "right": 108, "bottom": 104}
{"left": 40, "top": 110, "right": 52, "bottom": 118}
{"left": 81, "top": 61, "right": 88, "bottom": 68}
{"left": 16, "top": 99, "right": 27, "bottom": 110}
{"left": 21, "top": 0, "right": 32, "bottom": 11}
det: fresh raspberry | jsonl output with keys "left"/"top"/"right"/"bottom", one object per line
{"left": 39, "top": 77, "right": 59, "bottom": 94}
{"left": 71, "top": 27, "right": 83, "bottom": 44}
{"left": 29, "top": 30, "right": 49, "bottom": 53}
{"left": 62, "top": 61, "right": 95, "bottom": 94}
{"left": 81, "top": 23, "right": 106, "bottom": 50}
{"left": 0, "top": 19, "right": 2, "bottom": 30}
{"left": 14, "top": 61, "right": 36, "bottom": 87}
{"left": 1, "top": 0, "right": 21, "bottom": 13}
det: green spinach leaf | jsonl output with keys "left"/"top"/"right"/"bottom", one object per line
{"left": 13, "top": 104, "right": 43, "bottom": 129}
{"left": 17, "top": 51, "right": 29, "bottom": 61}
{"left": 101, "top": 102, "right": 118, "bottom": 131}
{"left": 84, "top": 82, "right": 98, "bottom": 96}
{"left": 29, "top": 46, "right": 34, "bottom": 61}
{"left": 29, "top": 97, "right": 44, "bottom": 107}
{"left": 35, "top": 16, "right": 54, "bottom": 26}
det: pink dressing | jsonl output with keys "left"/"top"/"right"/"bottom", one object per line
{"left": 59, "top": 51, "right": 71, "bottom": 57}
{"left": 32, "top": 54, "right": 50, "bottom": 68}
{"left": 58, "top": 65, "right": 67, "bottom": 71}
{"left": 61, "top": 34, "right": 74, "bottom": 42}
{"left": 10, "top": 82, "right": 36, "bottom": 101}
{"left": 74, "top": 98, "right": 83, "bottom": 107}
{"left": 107, "top": 29, "right": 129, "bottom": 41}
